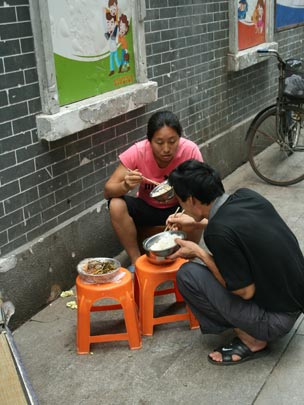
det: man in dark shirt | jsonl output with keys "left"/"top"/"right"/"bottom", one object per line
{"left": 166, "top": 159, "right": 304, "bottom": 366}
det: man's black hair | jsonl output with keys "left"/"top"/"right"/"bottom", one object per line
{"left": 168, "top": 159, "right": 225, "bottom": 204}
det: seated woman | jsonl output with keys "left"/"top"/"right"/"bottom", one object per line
{"left": 104, "top": 110, "right": 203, "bottom": 271}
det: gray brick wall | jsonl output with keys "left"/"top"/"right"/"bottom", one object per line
{"left": 0, "top": 0, "right": 304, "bottom": 259}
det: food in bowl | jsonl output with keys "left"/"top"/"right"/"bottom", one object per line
{"left": 151, "top": 183, "right": 172, "bottom": 196}
{"left": 150, "top": 180, "right": 175, "bottom": 202}
{"left": 86, "top": 259, "right": 117, "bottom": 274}
{"left": 150, "top": 232, "right": 183, "bottom": 251}
{"left": 77, "top": 257, "right": 121, "bottom": 284}
{"left": 143, "top": 231, "right": 186, "bottom": 265}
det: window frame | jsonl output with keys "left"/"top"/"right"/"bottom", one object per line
{"left": 227, "top": 0, "right": 278, "bottom": 71}
{"left": 29, "top": 0, "right": 158, "bottom": 141}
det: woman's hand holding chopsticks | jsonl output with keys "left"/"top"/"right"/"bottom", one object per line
{"left": 126, "top": 168, "right": 160, "bottom": 186}
{"left": 123, "top": 168, "right": 143, "bottom": 191}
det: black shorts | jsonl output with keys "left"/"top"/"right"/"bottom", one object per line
{"left": 109, "top": 195, "right": 180, "bottom": 227}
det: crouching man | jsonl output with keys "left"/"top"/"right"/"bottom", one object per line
{"left": 166, "top": 159, "right": 304, "bottom": 366}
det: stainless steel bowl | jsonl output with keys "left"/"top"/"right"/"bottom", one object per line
{"left": 77, "top": 257, "right": 121, "bottom": 284}
{"left": 149, "top": 180, "right": 175, "bottom": 203}
{"left": 142, "top": 230, "right": 186, "bottom": 265}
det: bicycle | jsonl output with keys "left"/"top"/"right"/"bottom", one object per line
{"left": 246, "top": 49, "right": 304, "bottom": 186}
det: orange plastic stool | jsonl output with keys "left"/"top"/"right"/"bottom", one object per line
{"left": 76, "top": 268, "right": 142, "bottom": 354}
{"left": 134, "top": 255, "right": 199, "bottom": 336}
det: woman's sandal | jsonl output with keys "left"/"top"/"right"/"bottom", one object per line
{"left": 207, "top": 337, "right": 270, "bottom": 366}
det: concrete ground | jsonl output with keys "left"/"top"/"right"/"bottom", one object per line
{"left": 12, "top": 161, "right": 304, "bottom": 405}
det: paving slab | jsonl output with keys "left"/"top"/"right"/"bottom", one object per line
{"left": 255, "top": 327, "right": 304, "bottom": 404}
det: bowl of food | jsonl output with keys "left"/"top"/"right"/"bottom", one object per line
{"left": 150, "top": 180, "right": 175, "bottom": 203}
{"left": 77, "top": 257, "right": 121, "bottom": 284}
{"left": 142, "top": 230, "right": 186, "bottom": 265}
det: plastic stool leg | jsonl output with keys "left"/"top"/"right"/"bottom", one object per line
{"left": 174, "top": 280, "right": 184, "bottom": 302}
{"left": 121, "top": 293, "right": 142, "bottom": 349}
{"left": 140, "top": 280, "right": 156, "bottom": 336}
{"left": 187, "top": 305, "right": 200, "bottom": 329}
{"left": 133, "top": 274, "right": 139, "bottom": 308}
{"left": 77, "top": 296, "right": 92, "bottom": 354}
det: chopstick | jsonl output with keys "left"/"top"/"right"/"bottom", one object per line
{"left": 141, "top": 175, "right": 160, "bottom": 186}
{"left": 126, "top": 168, "right": 160, "bottom": 186}
{"left": 164, "top": 207, "right": 185, "bottom": 232}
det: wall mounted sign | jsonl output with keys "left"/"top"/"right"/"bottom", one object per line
{"left": 29, "top": 0, "right": 158, "bottom": 141}
{"left": 228, "top": 0, "right": 277, "bottom": 71}
{"left": 48, "top": 0, "right": 136, "bottom": 106}
{"left": 275, "top": 0, "right": 304, "bottom": 31}
{"left": 238, "top": 0, "right": 266, "bottom": 50}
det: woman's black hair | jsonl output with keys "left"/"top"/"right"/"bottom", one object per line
{"left": 168, "top": 159, "right": 225, "bottom": 204}
{"left": 147, "top": 111, "right": 183, "bottom": 141}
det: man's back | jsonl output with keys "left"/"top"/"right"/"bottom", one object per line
{"left": 204, "top": 188, "right": 304, "bottom": 312}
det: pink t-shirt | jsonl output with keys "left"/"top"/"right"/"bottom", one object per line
{"left": 119, "top": 138, "right": 203, "bottom": 208}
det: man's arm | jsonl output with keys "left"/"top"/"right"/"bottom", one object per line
{"left": 204, "top": 250, "right": 256, "bottom": 299}
{"left": 166, "top": 213, "right": 208, "bottom": 234}
{"left": 169, "top": 239, "right": 226, "bottom": 287}
{"left": 170, "top": 239, "right": 256, "bottom": 299}
{"left": 200, "top": 249, "right": 226, "bottom": 287}
{"left": 232, "top": 284, "right": 255, "bottom": 300}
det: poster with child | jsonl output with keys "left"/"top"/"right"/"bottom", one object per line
{"left": 237, "top": 0, "right": 266, "bottom": 50}
{"left": 47, "top": 0, "right": 135, "bottom": 106}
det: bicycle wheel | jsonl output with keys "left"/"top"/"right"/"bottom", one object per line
{"left": 247, "top": 105, "right": 304, "bottom": 186}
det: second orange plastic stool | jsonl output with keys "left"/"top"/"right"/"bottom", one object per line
{"left": 76, "top": 268, "right": 142, "bottom": 354}
{"left": 134, "top": 255, "right": 199, "bottom": 336}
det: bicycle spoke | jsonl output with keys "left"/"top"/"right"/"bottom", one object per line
{"left": 254, "top": 128, "right": 279, "bottom": 144}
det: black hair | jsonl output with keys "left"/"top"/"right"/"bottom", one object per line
{"left": 168, "top": 159, "right": 225, "bottom": 204}
{"left": 147, "top": 111, "right": 183, "bottom": 141}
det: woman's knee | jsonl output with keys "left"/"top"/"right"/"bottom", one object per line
{"left": 108, "top": 198, "right": 128, "bottom": 218}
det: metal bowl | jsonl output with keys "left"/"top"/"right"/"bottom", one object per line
{"left": 149, "top": 180, "right": 175, "bottom": 203}
{"left": 77, "top": 257, "right": 121, "bottom": 284}
{"left": 142, "top": 230, "right": 186, "bottom": 265}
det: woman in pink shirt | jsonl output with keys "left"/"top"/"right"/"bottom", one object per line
{"left": 104, "top": 111, "right": 203, "bottom": 271}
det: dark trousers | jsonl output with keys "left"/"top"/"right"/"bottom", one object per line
{"left": 176, "top": 262, "right": 300, "bottom": 341}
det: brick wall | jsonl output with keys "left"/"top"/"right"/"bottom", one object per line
{"left": 1, "top": 0, "right": 304, "bottom": 258}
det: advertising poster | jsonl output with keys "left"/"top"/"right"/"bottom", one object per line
{"left": 237, "top": 0, "right": 266, "bottom": 50}
{"left": 276, "top": 0, "right": 304, "bottom": 30}
{"left": 47, "top": 0, "right": 136, "bottom": 106}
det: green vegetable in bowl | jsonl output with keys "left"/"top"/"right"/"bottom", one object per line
{"left": 85, "top": 260, "right": 117, "bottom": 275}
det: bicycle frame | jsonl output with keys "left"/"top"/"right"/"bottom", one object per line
{"left": 259, "top": 49, "right": 304, "bottom": 152}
